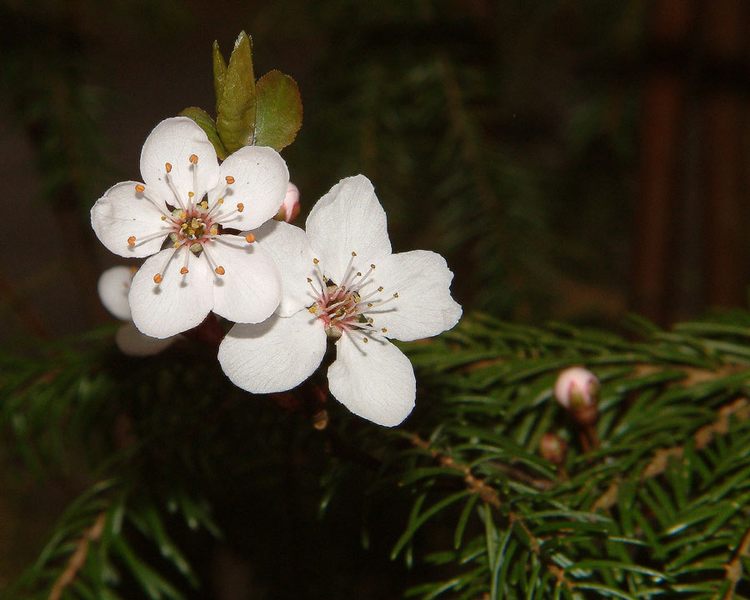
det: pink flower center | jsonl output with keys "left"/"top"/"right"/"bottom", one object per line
{"left": 128, "top": 157, "right": 251, "bottom": 285}
{"left": 311, "top": 285, "right": 366, "bottom": 337}
{"left": 169, "top": 204, "right": 217, "bottom": 249}
{"left": 307, "top": 253, "right": 399, "bottom": 342}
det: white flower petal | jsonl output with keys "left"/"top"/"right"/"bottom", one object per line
{"left": 116, "top": 322, "right": 177, "bottom": 356}
{"left": 209, "top": 235, "right": 281, "bottom": 324}
{"left": 252, "top": 221, "right": 315, "bottom": 317}
{"left": 306, "top": 175, "right": 392, "bottom": 281}
{"left": 129, "top": 247, "right": 214, "bottom": 338}
{"left": 218, "top": 310, "right": 327, "bottom": 393}
{"left": 90, "top": 181, "right": 169, "bottom": 258}
{"left": 328, "top": 333, "right": 415, "bottom": 427}
{"left": 97, "top": 266, "right": 134, "bottom": 320}
{"left": 140, "top": 117, "right": 220, "bottom": 207}
{"left": 212, "top": 146, "right": 289, "bottom": 231}
{"left": 369, "top": 250, "right": 462, "bottom": 342}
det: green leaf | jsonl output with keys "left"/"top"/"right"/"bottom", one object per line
{"left": 212, "top": 40, "right": 227, "bottom": 111}
{"left": 178, "top": 107, "right": 228, "bottom": 160}
{"left": 254, "top": 70, "right": 303, "bottom": 151}
{"left": 216, "top": 31, "right": 256, "bottom": 153}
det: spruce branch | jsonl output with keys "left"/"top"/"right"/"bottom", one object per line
{"left": 593, "top": 395, "right": 750, "bottom": 511}
{"left": 409, "top": 434, "right": 501, "bottom": 508}
{"left": 723, "top": 526, "right": 750, "bottom": 600}
{"left": 48, "top": 512, "right": 106, "bottom": 600}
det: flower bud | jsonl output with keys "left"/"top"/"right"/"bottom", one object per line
{"left": 554, "top": 367, "right": 599, "bottom": 411}
{"left": 539, "top": 432, "right": 567, "bottom": 465}
{"left": 274, "top": 182, "right": 301, "bottom": 223}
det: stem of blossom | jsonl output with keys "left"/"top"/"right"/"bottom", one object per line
{"left": 571, "top": 404, "right": 600, "bottom": 451}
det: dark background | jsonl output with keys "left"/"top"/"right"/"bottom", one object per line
{"left": 1, "top": 0, "right": 750, "bottom": 593}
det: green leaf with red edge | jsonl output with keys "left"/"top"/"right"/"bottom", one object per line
{"left": 254, "top": 70, "right": 303, "bottom": 151}
{"left": 179, "top": 106, "right": 228, "bottom": 160}
{"left": 215, "top": 31, "right": 256, "bottom": 153}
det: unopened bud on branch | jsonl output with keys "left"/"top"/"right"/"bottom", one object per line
{"left": 275, "top": 182, "right": 301, "bottom": 223}
{"left": 539, "top": 432, "right": 567, "bottom": 465}
{"left": 554, "top": 366, "right": 600, "bottom": 426}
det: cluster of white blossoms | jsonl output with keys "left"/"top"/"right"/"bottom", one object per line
{"left": 92, "top": 117, "right": 461, "bottom": 426}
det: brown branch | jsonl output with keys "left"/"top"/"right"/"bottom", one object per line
{"left": 49, "top": 512, "right": 106, "bottom": 600}
{"left": 594, "top": 397, "right": 750, "bottom": 511}
{"left": 723, "top": 525, "right": 750, "bottom": 600}
{"left": 409, "top": 435, "right": 575, "bottom": 588}
{"left": 410, "top": 434, "right": 500, "bottom": 507}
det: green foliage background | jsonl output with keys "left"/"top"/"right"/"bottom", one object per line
{"left": 3, "top": 1, "right": 750, "bottom": 598}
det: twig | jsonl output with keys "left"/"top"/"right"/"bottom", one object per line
{"left": 410, "top": 435, "right": 578, "bottom": 590}
{"left": 594, "top": 397, "right": 750, "bottom": 511}
{"left": 410, "top": 434, "right": 500, "bottom": 507}
{"left": 49, "top": 512, "right": 106, "bottom": 600}
{"left": 723, "top": 525, "right": 750, "bottom": 600}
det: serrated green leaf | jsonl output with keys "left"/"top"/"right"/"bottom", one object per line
{"left": 178, "top": 106, "right": 227, "bottom": 160}
{"left": 254, "top": 70, "right": 302, "bottom": 151}
{"left": 216, "top": 31, "right": 256, "bottom": 153}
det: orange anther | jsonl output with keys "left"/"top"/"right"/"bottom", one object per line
{"left": 225, "top": 175, "right": 235, "bottom": 184}
{"left": 153, "top": 273, "right": 163, "bottom": 284}
{"left": 165, "top": 162, "right": 173, "bottom": 173}
{"left": 180, "top": 267, "right": 189, "bottom": 275}
{"left": 215, "top": 266, "right": 225, "bottom": 275}
{"left": 189, "top": 153, "right": 199, "bottom": 164}
{"left": 245, "top": 233, "right": 255, "bottom": 243}
{"left": 127, "top": 236, "right": 136, "bottom": 247}
{"left": 237, "top": 203, "right": 244, "bottom": 212}
{"left": 135, "top": 184, "right": 145, "bottom": 193}
{"left": 188, "top": 191, "right": 195, "bottom": 198}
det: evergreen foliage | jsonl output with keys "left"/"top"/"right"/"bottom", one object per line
{"left": 3, "top": 313, "right": 750, "bottom": 597}
{"left": 2, "top": 3, "right": 749, "bottom": 598}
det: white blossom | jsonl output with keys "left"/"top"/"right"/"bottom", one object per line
{"left": 91, "top": 117, "right": 288, "bottom": 338}
{"left": 218, "top": 175, "right": 462, "bottom": 427}
{"left": 97, "top": 266, "right": 176, "bottom": 356}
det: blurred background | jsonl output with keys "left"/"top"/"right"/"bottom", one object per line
{"left": 2, "top": 0, "right": 750, "bottom": 594}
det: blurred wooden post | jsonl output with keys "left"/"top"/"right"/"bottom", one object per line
{"left": 701, "top": 0, "right": 748, "bottom": 309}
{"left": 633, "top": 0, "right": 694, "bottom": 323}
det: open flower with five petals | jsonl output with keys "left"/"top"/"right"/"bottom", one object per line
{"left": 218, "top": 175, "right": 462, "bottom": 427}
{"left": 91, "top": 117, "right": 288, "bottom": 338}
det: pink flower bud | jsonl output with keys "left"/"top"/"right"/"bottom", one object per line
{"left": 554, "top": 367, "right": 599, "bottom": 411}
{"left": 275, "top": 182, "right": 301, "bottom": 223}
{"left": 539, "top": 432, "right": 567, "bottom": 465}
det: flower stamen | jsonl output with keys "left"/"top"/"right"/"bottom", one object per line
{"left": 127, "top": 228, "right": 171, "bottom": 249}
{"left": 134, "top": 184, "right": 176, "bottom": 221}
{"left": 165, "top": 172, "right": 186, "bottom": 210}
{"left": 304, "top": 256, "right": 394, "bottom": 340}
